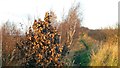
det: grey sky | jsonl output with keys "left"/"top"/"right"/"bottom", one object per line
{"left": 0, "top": 0, "right": 119, "bottom": 29}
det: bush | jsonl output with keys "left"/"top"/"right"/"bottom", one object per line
{"left": 9, "top": 12, "right": 69, "bottom": 67}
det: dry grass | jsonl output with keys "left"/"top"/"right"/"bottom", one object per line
{"left": 90, "top": 28, "right": 118, "bottom": 66}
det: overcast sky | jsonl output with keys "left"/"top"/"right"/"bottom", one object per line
{"left": 0, "top": 0, "right": 119, "bottom": 29}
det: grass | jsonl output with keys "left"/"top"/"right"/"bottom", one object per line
{"left": 90, "top": 33, "right": 118, "bottom": 66}
{"left": 62, "top": 28, "right": 118, "bottom": 66}
{"left": 89, "top": 28, "right": 118, "bottom": 66}
{"left": 72, "top": 49, "right": 91, "bottom": 66}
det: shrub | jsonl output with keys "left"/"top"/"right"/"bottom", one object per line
{"left": 9, "top": 12, "right": 69, "bottom": 67}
